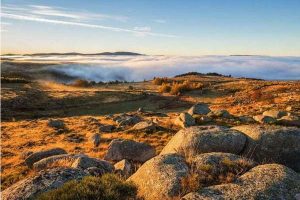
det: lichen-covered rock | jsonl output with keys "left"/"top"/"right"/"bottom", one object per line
{"left": 182, "top": 164, "right": 300, "bottom": 200}
{"left": 25, "top": 148, "right": 67, "bottom": 168}
{"left": 2, "top": 168, "right": 87, "bottom": 200}
{"left": 188, "top": 103, "right": 211, "bottom": 115}
{"left": 160, "top": 126, "right": 246, "bottom": 156}
{"left": 174, "top": 112, "right": 195, "bottom": 128}
{"left": 48, "top": 119, "right": 65, "bottom": 129}
{"left": 71, "top": 156, "right": 114, "bottom": 172}
{"left": 127, "top": 154, "right": 189, "bottom": 200}
{"left": 130, "top": 121, "right": 161, "bottom": 133}
{"left": 253, "top": 115, "right": 276, "bottom": 124}
{"left": 114, "top": 114, "right": 142, "bottom": 126}
{"left": 276, "top": 115, "right": 300, "bottom": 127}
{"left": 104, "top": 139, "right": 155, "bottom": 162}
{"left": 114, "top": 159, "right": 133, "bottom": 177}
{"left": 233, "top": 125, "right": 300, "bottom": 171}
{"left": 33, "top": 154, "right": 83, "bottom": 170}
{"left": 99, "top": 124, "right": 115, "bottom": 132}
{"left": 263, "top": 110, "right": 287, "bottom": 119}
{"left": 89, "top": 133, "right": 101, "bottom": 147}
{"left": 238, "top": 116, "right": 255, "bottom": 123}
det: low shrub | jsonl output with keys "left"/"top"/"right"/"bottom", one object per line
{"left": 158, "top": 83, "right": 172, "bottom": 93}
{"left": 71, "top": 79, "right": 91, "bottom": 87}
{"left": 159, "top": 80, "right": 203, "bottom": 95}
{"left": 152, "top": 77, "right": 169, "bottom": 85}
{"left": 36, "top": 174, "right": 137, "bottom": 200}
{"left": 180, "top": 157, "right": 254, "bottom": 194}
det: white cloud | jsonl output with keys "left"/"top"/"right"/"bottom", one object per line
{"left": 134, "top": 26, "right": 151, "bottom": 32}
{"left": 1, "top": 4, "right": 177, "bottom": 38}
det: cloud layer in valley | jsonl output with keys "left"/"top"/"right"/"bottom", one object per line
{"left": 3, "top": 55, "right": 300, "bottom": 81}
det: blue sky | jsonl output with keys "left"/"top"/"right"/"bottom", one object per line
{"left": 1, "top": 0, "right": 300, "bottom": 56}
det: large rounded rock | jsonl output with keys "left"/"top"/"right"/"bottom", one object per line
{"left": 2, "top": 168, "right": 86, "bottom": 200}
{"left": 33, "top": 154, "right": 83, "bottom": 170}
{"left": 233, "top": 125, "right": 300, "bottom": 171}
{"left": 182, "top": 164, "right": 300, "bottom": 200}
{"left": 104, "top": 139, "right": 155, "bottom": 162}
{"left": 130, "top": 121, "right": 160, "bottom": 133}
{"left": 188, "top": 103, "right": 211, "bottom": 115}
{"left": 174, "top": 113, "right": 196, "bottom": 128}
{"left": 127, "top": 154, "right": 189, "bottom": 200}
{"left": 160, "top": 126, "right": 246, "bottom": 156}
{"left": 25, "top": 148, "right": 67, "bottom": 168}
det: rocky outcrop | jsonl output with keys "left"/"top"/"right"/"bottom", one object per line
{"left": 233, "top": 125, "right": 300, "bottom": 171}
{"left": 99, "top": 124, "right": 115, "bottom": 132}
{"left": 114, "top": 114, "right": 142, "bottom": 126}
{"left": 33, "top": 154, "right": 82, "bottom": 170}
{"left": 127, "top": 154, "right": 189, "bottom": 200}
{"left": 89, "top": 133, "right": 101, "bottom": 147}
{"left": 160, "top": 126, "right": 246, "bottom": 156}
{"left": 188, "top": 103, "right": 211, "bottom": 115}
{"left": 182, "top": 164, "right": 300, "bottom": 200}
{"left": 263, "top": 110, "right": 287, "bottom": 119}
{"left": 174, "top": 112, "right": 195, "bottom": 128}
{"left": 253, "top": 115, "right": 276, "bottom": 124}
{"left": 208, "top": 110, "right": 231, "bottom": 118}
{"left": 129, "top": 121, "right": 161, "bottom": 133}
{"left": 25, "top": 148, "right": 67, "bottom": 168}
{"left": 276, "top": 115, "right": 300, "bottom": 127}
{"left": 48, "top": 119, "right": 65, "bottom": 129}
{"left": 2, "top": 168, "right": 86, "bottom": 200}
{"left": 71, "top": 156, "right": 114, "bottom": 172}
{"left": 104, "top": 139, "right": 155, "bottom": 162}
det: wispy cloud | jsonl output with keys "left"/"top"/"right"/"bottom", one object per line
{"left": 1, "top": 4, "right": 177, "bottom": 38}
{"left": 29, "top": 5, "right": 129, "bottom": 22}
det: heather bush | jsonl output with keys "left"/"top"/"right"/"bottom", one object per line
{"left": 37, "top": 174, "right": 137, "bottom": 200}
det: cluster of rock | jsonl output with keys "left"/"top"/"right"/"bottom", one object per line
{"left": 128, "top": 124, "right": 300, "bottom": 199}
{"left": 3, "top": 137, "right": 156, "bottom": 200}
{"left": 253, "top": 109, "right": 300, "bottom": 127}
{"left": 174, "top": 103, "right": 299, "bottom": 128}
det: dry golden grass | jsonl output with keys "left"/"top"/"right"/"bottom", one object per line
{"left": 1, "top": 115, "right": 174, "bottom": 190}
{"left": 1, "top": 73, "right": 299, "bottom": 191}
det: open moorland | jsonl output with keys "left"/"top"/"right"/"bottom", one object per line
{"left": 1, "top": 61, "right": 300, "bottom": 199}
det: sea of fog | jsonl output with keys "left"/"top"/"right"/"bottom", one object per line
{"left": 2, "top": 55, "right": 300, "bottom": 81}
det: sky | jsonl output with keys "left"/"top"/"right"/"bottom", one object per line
{"left": 1, "top": 0, "right": 300, "bottom": 56}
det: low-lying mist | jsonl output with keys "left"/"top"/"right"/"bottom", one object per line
{"left": 4, "top": 55, "right": 300, "bottom": 81}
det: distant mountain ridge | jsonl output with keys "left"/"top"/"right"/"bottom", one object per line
{"left": 2, "top": 51, "right": 144, "bottom": 56}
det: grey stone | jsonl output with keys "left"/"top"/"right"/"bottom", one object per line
{"left": 233, "top": 125, "right": 300, "bottom": 171}
{"left": 2, "top": 168, "right": 86, "bottom": 200}
{"left": 104, "top": 139, "right": 155, "bottom": 162}
{"left": 25, "top": 148, "right": 67, "bottom": 168}
{"left": 188, "top": 103, "right": 211, "bottom": 115}
{"left": 160, "top": 126, "right": 246, "bottom": 156}
{"left": 127, "top": 154, "right": 189, "bottom": 200}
